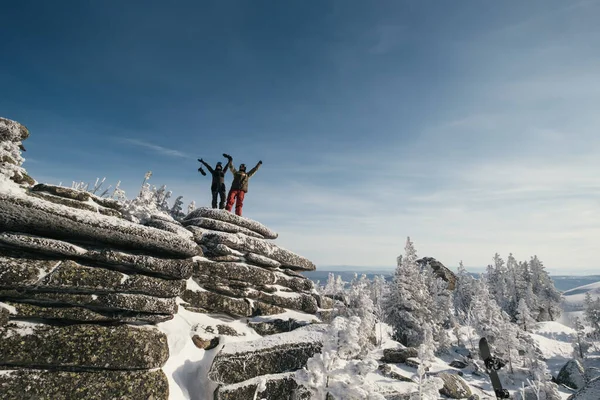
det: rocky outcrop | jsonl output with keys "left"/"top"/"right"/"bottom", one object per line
{"left": 0, "top": 120, "right": 202, "bottom": 399}
{"left": 378, "top": 364, "right": 415, "bottom": 382}
{"left": 557, "top": 359, "right": 586, "bottom": 390}
{"left": 198, "top": 231, "right": 315, "bottom": 271}
{"left": 382, "top": 347, "right": 419, "bottom": 363}
{"left": 567, "top": 376, "right": 600, "bottom": 399}
{"left": 1, "top": 322, "right": 168, "bottom": 369}
{"left": 417, "top": 257, "right": 457, "bottom": 290}
{"left": 248, "top": 319, "right": 311, "bottom": 336}
{"left": 0, "top": 117, "right": 34, "bottom": 185}
{"left": 208, "top": 325, "right": 326, "bottom": 385}
{"left": 438, "top": 372, "right": 472, "bottom": 399}
{"left": 185, "top": 207, "right": 278, "bottom": 239}
{"left": 214, "top": 372, "right": 310, "bottom": 400}
{"left": 0, "top": 369, "right": 169, "bottom": 400}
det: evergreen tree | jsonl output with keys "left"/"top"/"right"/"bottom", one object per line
{"left": 529, "top": 256, "right": 561, "bottom": 321}
{"left": 383, "top": 237, "right": 434, "bottom": 347}
{"left": 370, "top": 275, "right": 388, "bottom": 346}
{"left": 345, "top": 274, "right": 377, "bottom": 357}
{"left": 572, "top": 317, "right": 591, "bottom": 360}
{"left": 516, "top": 298, "right": 537, "bottom": 332}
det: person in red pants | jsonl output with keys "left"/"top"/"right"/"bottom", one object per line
{"left": 224, "top": 155, "right": 262, "bottom": 216}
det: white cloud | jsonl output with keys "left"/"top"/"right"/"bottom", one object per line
{"left": 120, "top": 138, "right": 188, "bottom": 158}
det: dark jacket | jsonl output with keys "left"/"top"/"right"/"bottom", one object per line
{"left": 229, "top": 162, "right": 261, "bottom": 193}
{"left": 200, "top": 159, "right": 231, "bottom": 189}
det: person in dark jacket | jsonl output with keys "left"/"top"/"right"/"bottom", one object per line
{"left": 224, "top": 155, "right": 262, "bottom": 216}
{"left": 198, "top": 154, "right": 232, "bottom": 209}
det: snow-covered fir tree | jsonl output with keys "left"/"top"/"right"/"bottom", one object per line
{"left": 516, "top": 298, "right": 537, "bottom": 332}
{"left": 383, "top": 237, "right": 435, "bottom": 348}
{"left": 584, "top": 292, "right": 600, "bottom": 338}
{"left": 410, "top": 323, "right": 443, "bottom": 400}
{"left": 343, "top": 274, "right": 377, "bottom": 357}
{"left": 295, "top": 316, "right": 384, "bottom": 400}
{"left": 370, "top": 275, "right": 388, "bottom": 346}
{"left": 572, "top": 316, "right": 591, "bottom": 361}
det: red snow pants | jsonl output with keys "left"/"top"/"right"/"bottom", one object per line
{"left": 226, "top": 189, "right": 245, "bottom": 216}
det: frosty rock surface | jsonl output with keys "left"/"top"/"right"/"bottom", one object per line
{"left": 567, "top": 376, "right": 600, "bottom": 399}
{"left": 0, "top": 253, "right": 185, "bottom": 297}
{"left": 0, "top": 232, "right": 195, "bottom": 279}
{"left": 0, "top": 322, "right": 169, "bottom": 369}
{"left": 0, "top": 369, "right": 169, "bottom": 400}
{"left": 185, "top": 216, "right": 265, "bottom": 239}
{"left": 200, "top": 231, "right": 315, "bottom": 271}
{"left": 0, "top": 191, "right": 198, "bottom": 257}
{"left": 185, "top": 207, "right": 278, "bottom": 239}
{"left": 437, "top": 372, "right": 472, "bottom": 399}
{"left": 214, "top": 372, "right": 309, "bottom": 400}
{"left": 208, "top": 325, "right": 326, "bottom": 384}
{"left": 181, "top": 289, "right": 252, "bottom": 317}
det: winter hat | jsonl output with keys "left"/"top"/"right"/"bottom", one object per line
{"left": 239, "top": 163, "right": 246, "bottom": 171}
{"left": 216, "top": 162, "right": 222, "bottom": 166}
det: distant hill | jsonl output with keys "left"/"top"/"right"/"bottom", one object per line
{"left": 562, "top": 280, "right": 600, "bottom": 311}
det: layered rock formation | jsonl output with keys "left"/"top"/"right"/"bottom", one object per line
{"left": 417, "top": 257, "right": 457, "bottom": 290}
{"left": 181, "top": 207, "right": 321, "bottom": 318}
{"left": 0, "top": 119, "right": 199, "bottom": 399}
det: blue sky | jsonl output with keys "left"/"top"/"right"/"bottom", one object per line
{"left": 2, "top": 1, "right": 600, "bottom": 274}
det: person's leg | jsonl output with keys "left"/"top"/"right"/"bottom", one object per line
{"left": 225, "top": 190, "right": 237, "bottom": 212}
{"left": 235, "top": 191, "right": 245, "bottom": 216}
{"left": 218, "top": 185, "right": 226, "bottom": 209}
{"left": 211, "top": 188, "right": 218, "bottom": 209}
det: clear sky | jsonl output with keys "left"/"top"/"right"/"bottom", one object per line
{"left": 2, "top": 1, "right": 600, "bottom": 274}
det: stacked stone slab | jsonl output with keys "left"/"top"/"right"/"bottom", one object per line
{"left": 0, "top": 120, "right": 200, "bottom": 399}
{"left": 181, "top": 207, "right": 325, "bottom": 318}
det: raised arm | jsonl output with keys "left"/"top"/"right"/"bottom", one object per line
{"left": 223, "top": 154, "right": 232, "bottom": 175}
{"left": 247, "top": 160, "right": 262, "bottom": 177}
{"left": 228, "top": 161, "right": 237, "bottom": 175}
{"left": 198, "top": 159, "right": 214, "bottom": 173}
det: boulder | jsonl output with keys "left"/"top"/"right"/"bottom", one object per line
{"left": 252, "top": 301, "right": 287, "bottom": 316}
{"left": 382, "top": 347, "right": 419, "bottom": 364}
{"left": 378, "top": 364, "right": 415, "bottom": 382}
{"left": 185, "top": 207, "right": 278, "bottom": 239}
{"left": 450, "top": 360, "right": 469, "bottom": 369}
{"left": 192, "top": 334, "right": 220, "bottom": 350}
{"left": 0, "top": 322, "right": 169, "bottom": 369}
{"left": 437, "top": 372, "right": 472, "bottom": 398}
{"left": 0, "top": 290, "right": 177, "bottom": 315}
{"left": 215, "top": 372, "right": 310, "bottom": 400}
{"left": 556, "top": 359, "right": 586, "bottom": 390}
{"left": 0, "top": 191, "right": 198, "bottom": 258}
{"left": 200, "top": 231, "right": 315, "bottom": 271}
{"left": 29, "top": 184, "right": 123, "bottom": 213}
{"left": 0, "top": 369, "right": 168, "bottom": 400}
{"left": 181, "top": 289, "right": 252, "bottom": 317}
{"left": 248, "top": 319, "right": 311, "bottom": 336}
{"left": 27, "top": 190, "right": 122, "bottom": 218}
{"left": 0, "top": 116, "right": 29, "bottom": 141}
{"left": 0, "top": 254, "right": 185, "bottom": 298}
{"left": 0, "top": 233, "right": 195, "bottom": 280}
{"left": 208, "top": 325, "right": 326, "bottom": 384}
{"left": 568, "top": 376, "right": 600, "bottom": 399}
{"left": 416, "top": 257, "right": 457, "bottom": 290}
{"left": 4, "top": 301, "right": 173, "bottom": 323}
{"left": 184, "top": 217, "right": 265, "bottom": 239}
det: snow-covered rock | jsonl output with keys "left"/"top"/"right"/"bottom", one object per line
{"left": 0, "top": 369, "right": 169, "bottom": 400}
{"left": 185, "top": 207, "right": 278, "bottom": 239}
{"left": 556, "top": 359, "right": 586, "bottom": 390}
{"left": 0, "top": 190, "right": 199, "bottom": 258}
{"left": 382, "top": 347, "right": 418, "bottom": 363}
{"left": 208, "top": 325, "right": 326, "bottom": 384}
{"left": 417, "top": 257, "right": 457, "bottom": 290}
{"left": 184, "top": 216, "right": 266, "bottom": 239}
{"left": 214, "top": 372, "right": 310, "bottom": 400}
{"left": 437, "top": 372, "right": 472, "bottom": 399}
{"left": 0, "top": 322, "right": 169, "bottom": 369}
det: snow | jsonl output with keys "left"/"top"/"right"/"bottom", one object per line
{"left": 0, "top": 302, "right": 17, "bottom": 314}
{"left": 158, "top": 300, "right": 262, "bottom": 400}
{"left": 186, "top": 278, "right": 206, "bottom": 293}
{"left": 2, "top": 321, "right": 39, "bottom": 338}
{"left": 218, "top": 324, "right": 326, "bottom": 355}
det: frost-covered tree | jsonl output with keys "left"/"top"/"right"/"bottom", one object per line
{"left": 572, "top": 317, "right": 591, "bottom": 360}
{"left": 187, "top": 200, "right": 196, "bottom": 214}
{"left": 170, "top": 196, "right": 185, "bottom": 220}
{"left": 370, "top": 275, "right": 388, "bottom": 346}
{"left": 520, "top": 357, "right": 561, "bottom": 400}
{"left": 454, "top": 261, "right": 477, "bottom": 321}
{"left": 344, "top": 274, "right": 377, "bottom": 357}
{"left": 529, "top": 256, "right": 561, "bottom": 321}
{"left": 422, "top": 265, "right": 452, "bottom": 352}
{"left": 516, "top": 298, "right": 537, "bottom": 332}
{"left": 584, "top": 292, "right": 600, "bottom": 336}
{"left": 384, "top": 237, "right": 434, "bottom": 347}
{"left": 295, "top": 316, "right": 385, "bottom": 400}
{"left": 411, "top": 324, "right": 443, "bottom": 400}
{"left": 487, "top": 253, "right": 509, "bottom": 312}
